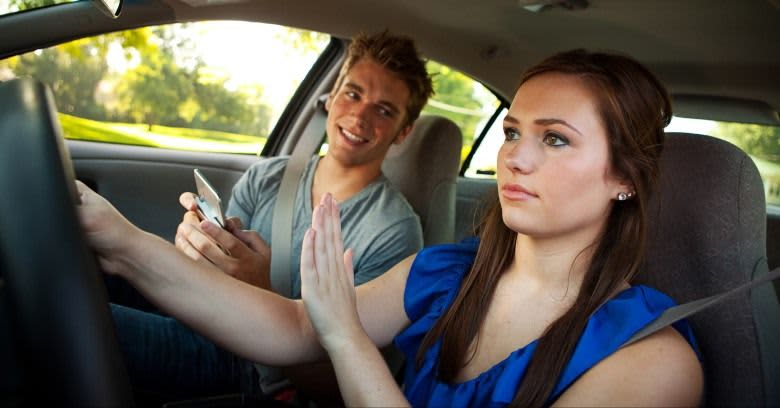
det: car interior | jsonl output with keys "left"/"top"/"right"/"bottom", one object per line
{"left": 0, "top": 0, "right": 779, "bottom": 406}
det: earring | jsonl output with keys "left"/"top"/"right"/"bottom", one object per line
{"left": 617, "top": 192, "right": 628, "bottom": 201}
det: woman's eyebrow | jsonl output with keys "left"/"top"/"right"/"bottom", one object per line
{"left": 535, "top": 118, "right": 583, "bottom": 136}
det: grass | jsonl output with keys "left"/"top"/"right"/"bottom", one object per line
{"left": 59, "top": 113, "right": 266, "bottom": 154}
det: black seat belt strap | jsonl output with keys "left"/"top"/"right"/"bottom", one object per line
{"left": 624, "top": 262, "right": 780, "bottom": 347}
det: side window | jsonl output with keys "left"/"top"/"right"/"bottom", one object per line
{"left": 667, "top": 117, "right": 780, "bottom": 208}
{"left": 463, "top": 107, "right": 508, "bottom": 178}
{"left": 420, "top": 61, "right": 502, "bottom": 174}
{"left": 0, "top": 22, "right": 329, "bottom": 154}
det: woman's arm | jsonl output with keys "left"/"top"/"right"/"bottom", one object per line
{"left": 553, "top": 326, "right": 703, "bottom": 407}
{"left": 301, "top": 194, "right": 412, "bottom": 407}
{"left": 76, "top": 182, "right": 413, "bottom": 371}
{"left": 77, "top": 181, "right": 323, "bottom": 365}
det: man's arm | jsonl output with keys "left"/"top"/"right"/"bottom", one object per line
{"left": 352, "top": 215, "right": 423, "bottom": 286}
{"left": 175, "top": 160, "right": 280, "bottom": 289}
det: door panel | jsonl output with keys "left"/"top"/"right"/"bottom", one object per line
{"left": 68, "top": 140, "right": 259, "bottom": 243}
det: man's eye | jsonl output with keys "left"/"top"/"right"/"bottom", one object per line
{"left": 377, "top": 107, "right": 393, "bottom": 117}
{"left": 345, "top": 91, "right": 358, "bottom": 100}
{"left": 503, "top": 127, "right": 520, "bottom": 141}
{"left": 542, "top": 132, "right": 569, "bottom": 147}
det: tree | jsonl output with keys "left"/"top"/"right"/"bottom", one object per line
{"left": 3, "top": 27, "right": 153, "bottom": 121}
{"left": 714, "top": 122, "right": 780, "bottom": 161}
{"left": 422, "top": 61, "right": 496, "bottom": 146}
{"left": 117, "top": 47, "right": 194, "bottom": 129}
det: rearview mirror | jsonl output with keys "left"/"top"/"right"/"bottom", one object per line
{"left": 91, "top": 0, "right": 122, "bottom": 18}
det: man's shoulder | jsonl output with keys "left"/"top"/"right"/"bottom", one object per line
{"left": 245, "top": 156, "right": 290, "bottom": 174}
{"left": 360, "top": 178, "right": 418, "bottom": 220}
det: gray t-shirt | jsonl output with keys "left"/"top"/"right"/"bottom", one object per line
{"left": 227, "top": 155, "right": 423, "bottom": 299}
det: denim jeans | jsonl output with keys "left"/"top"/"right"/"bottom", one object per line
{"left": 110, "top": 304, "right": 262, "bottom": 405}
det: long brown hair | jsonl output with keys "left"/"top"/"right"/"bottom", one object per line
{"left": 415, "top": 49, "right": 671, "bottom": 407}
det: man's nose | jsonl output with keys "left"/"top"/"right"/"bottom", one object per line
{"left": 350, "top": 102, "right": 370, "bottom": 127}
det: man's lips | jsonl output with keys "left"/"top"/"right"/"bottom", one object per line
{"left": 340, "top": 127, "right": 368, "bottom": 145}
{"left": 501, "top": 183, "right": 538, "bottom": 201}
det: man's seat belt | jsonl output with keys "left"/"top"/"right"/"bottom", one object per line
{"left": 624, "top": 262, "right": 780, "bottom": 346}
{"left": 269, "top": 98, "right": 327, "bottom": 296}
{"left": 253, "top": 97, "right": 327, "bottom": 396}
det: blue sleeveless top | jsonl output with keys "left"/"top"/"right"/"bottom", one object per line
{"left": 393, "top": 237, "right": 699, "bottom": 407}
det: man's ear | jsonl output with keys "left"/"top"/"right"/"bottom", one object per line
{"left": 324, "top": 94, "right": 333, "bottom": 112}
{"left": 393, "top": 123, "right": 414, "bottom": 145}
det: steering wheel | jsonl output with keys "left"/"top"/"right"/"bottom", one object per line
{"left": 0, "top": 78, "right": 133, "bottom": 406}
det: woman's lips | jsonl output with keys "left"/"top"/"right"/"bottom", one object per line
{"left": 501, "top": 183, "right": 538, "bottom": 201}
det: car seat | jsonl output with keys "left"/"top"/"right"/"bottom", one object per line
{"left": 382, "top": 114, "right": 463, "bottom": 245}
{"left": 637, "top": 132, "right": 780, "bottom": 406}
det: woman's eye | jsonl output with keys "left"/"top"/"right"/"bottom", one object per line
{"left": 543, "top": 132, "right": 569, "bottom": 146}
{"left": 377, "top": 107, "right": 392, "bottom": 117}
{"left": 345, "top": 91, "right": 358, "bottom": 100}
{"left": 503, "top": 127, "right": 520, "bottom": 141}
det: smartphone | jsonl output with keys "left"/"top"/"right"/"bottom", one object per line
{"left": 193, "top": 168, "right": 225, "bottom": 228}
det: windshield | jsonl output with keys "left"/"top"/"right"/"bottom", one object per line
{"left": 0, "top": 0, "right": 78, "bottom": 17}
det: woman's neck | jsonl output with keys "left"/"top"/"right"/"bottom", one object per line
{"left": 507, "top": 230, "right": 600, "bottom": 300}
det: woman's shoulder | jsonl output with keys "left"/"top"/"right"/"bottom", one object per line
{"left": 553, "top": 285, "right": 703, "bottom": 406}
{"left": 556, "top": 325, "right": 703, "bottom": 406}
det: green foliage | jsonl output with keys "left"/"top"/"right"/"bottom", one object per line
{"left": 421, "top": 60, "right": 498, "bottom": 149}
{"left": 713, "top": 122, "right": 780, "bottom": 161}
{"left": 273, "top": 28, "right": 329, "bottom": 53}
{"left": 7, "top": 0, "right": 63, "bottom": 12}
{"left": 11, "top": 43, "right": 109, "bottom": 119}
{"left": 7, "top": 23, "right": 274, "bottom": 143}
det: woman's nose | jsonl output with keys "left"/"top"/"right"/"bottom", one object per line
{"left": 502, "top": 137, "right": 538, "bottom": 174}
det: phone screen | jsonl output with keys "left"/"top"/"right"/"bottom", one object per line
{"left": 193, "top": 169, "right": 225, "bottom": 228}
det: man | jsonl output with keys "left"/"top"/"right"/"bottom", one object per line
{"left": 111, "top": 30, "right": 433, "bottom": 404}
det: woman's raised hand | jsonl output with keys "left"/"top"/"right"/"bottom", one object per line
{"left": 300, "top": 193, "right": 365, "bottom": 352}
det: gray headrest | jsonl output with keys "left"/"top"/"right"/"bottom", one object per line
{"left": 638, "top": 132, "right": 779, "bottom": 406}
{"left": 382, "top": 115, "right": 463, "bottom": 245}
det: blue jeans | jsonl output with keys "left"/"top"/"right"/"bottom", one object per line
{"left": 110, "top": 304, "right": 262, "bottom": 404}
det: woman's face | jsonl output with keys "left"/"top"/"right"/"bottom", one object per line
{"left": 497, "top": 72, "right": 628, "bottom": 241}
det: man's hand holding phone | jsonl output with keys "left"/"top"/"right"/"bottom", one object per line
{"left": 175, "top": 170, "right": 271, "bottom": 289}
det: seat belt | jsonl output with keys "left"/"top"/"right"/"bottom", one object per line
{"left": 624, "top": 262, "right": 780, "bottom": 347}
{"left": 270, "top": 98, "right": 327, "bottom": 297}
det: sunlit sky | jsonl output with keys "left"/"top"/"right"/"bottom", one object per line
{"left": 194, "top": 22, "right": 325, "bottom": 103}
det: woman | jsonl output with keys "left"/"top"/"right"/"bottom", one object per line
{"left": 78, "top": 49, "right": 703, "bottom": 407}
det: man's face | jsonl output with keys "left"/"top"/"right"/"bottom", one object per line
{"left": 325, "top": 58, "right": 413, "bottom": 169}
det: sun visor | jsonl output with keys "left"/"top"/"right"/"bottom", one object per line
{"left": 672, "top": 94, "right": 780, "bottom": 126}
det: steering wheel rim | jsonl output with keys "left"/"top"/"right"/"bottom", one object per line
{"left": 0, "top": 78, "right": 133, "bottom": 406}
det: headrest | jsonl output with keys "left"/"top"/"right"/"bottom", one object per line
{"left": 382, "top": 115, "right": 463, "bottom": 245}
{"left": 638, "top": 132, "right": 776, "bottom": 405}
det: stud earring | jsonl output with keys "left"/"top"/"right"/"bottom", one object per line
{"left": 617, "top": 192, "right": 628, "bottom": 201}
